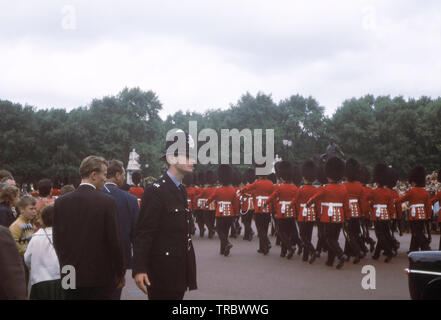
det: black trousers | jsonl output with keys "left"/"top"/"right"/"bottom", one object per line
{"left": 277, "top": 218, "right": 296, "bottom": 254}
{"left": 64, "top": 286, "right": 116, "bottom": 300}
{"left": 325, "top": 223, "right": 344, "bottom": 265}
{"left": 316, "top": 222, "right": 327, "bottom": 253}
{"left": 230, "top": 217, "right": 241, "bottom": 236}
{"left": 254, "top": 213, "right": 271, "bottom": 251}
{"left": 409, "top": 220, "right": 430, "bottom": 252}
{"left": 147, "top": 288, "right": 185, "bottom": 300}
{"left": 241, "top": 210, "right": 254, "bottom": 239}
{"left": 374, "top": 221, "right": 393, "bottom": 257}
{"left": 344, "top": 219, "right": 363, "bottom": 258}
{"left": 204, "top": 210, "right": 216, "bottom": 234}
{"left": 194, "top": 210, "right": 206, "bottom": 235}
{"left": 216, "top": 217, "right": 233, "bottom": 253}
{"left": 299, "top": 221, "right": 315, "bottom": 260}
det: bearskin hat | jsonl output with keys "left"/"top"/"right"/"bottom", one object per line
{"left": 386, "top": 166, "right": 399, "bottom": 189}
{"left": 409, "top": 165, "right": 426, "bottom": 187}
{"left": 302, "top": 160, "right": 317, "bottom": 183}
{"left": 205, "top": 170, "right": 217, "bottom": 185}
{"left": 317, "top": 166, "right": 328, "bottom": 185}
{"left": 243, "top": 168, "right": 256, "bottom": 184}
{"left": 325, "top": 157, "right": 345, "bottom": 182}
{"left": 217, "top": 165, "right": 233, "bottom": 186}
{"left": 373, "top": 164, "right": 389, "bottom": 187}
{"left": 232, "top": 170, "right": 242, "bottom": 187}
{"left": 345, "top": 158, "right": 360, "bottom": 182}
{"left": 182, "top": 173, "right": 194, "bottom": 186}
{"left": 268, "top": 173, "right": 277, "bottom": 184}
{"left": 275, "top": 161, "right": 292, "bottom": 182}
{"left": 358, "top": 166, "right": 371, "bottom": 185}
{"left": 292, "top": 166, "right": 302, "bottom": 186}
{"left": 197, "top": 171, "right": 206, "bottom": 186}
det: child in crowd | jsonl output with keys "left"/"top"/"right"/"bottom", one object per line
{"left": 9, "top": 196, "right": 37, "bottom": 256}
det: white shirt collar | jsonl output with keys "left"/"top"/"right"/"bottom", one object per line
{"left": 105, "top": 182, "right": 117, "bottom": 186}
{"left": 79, "top": 183, "right": 96, "bottom": 190}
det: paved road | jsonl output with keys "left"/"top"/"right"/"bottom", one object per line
{"left": 122, "top": 227, "right": 440, "bottom": 300}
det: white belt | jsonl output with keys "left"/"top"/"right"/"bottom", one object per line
{"left": 322, "top": 203, "right": 343, "bottom": 217}
{"left": 300, "top": 203, "right": 315, "bottom": 217}
{"left": 218, "top": 201, "right": 232, "bottom": 214}
{"left": 197, "top": 199, "right": 207, "bottom": 207}
{"left": 410, "top": 204, "right": 425, "bottom": 218}
{"left": 279, "top": 201, "right": 291, "bottom": 214}
{"left": 256, "top": 196, "right": 269, "bottom": 207}
{"left": 373, "top": 205, "right": 387, "bottom": 218}
{"left": 349, "top": 199, "right": 358, "bottom": 204}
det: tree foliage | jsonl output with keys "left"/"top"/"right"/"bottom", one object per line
{"left": 1, "top": 88, "right": 440, "bottom": 184}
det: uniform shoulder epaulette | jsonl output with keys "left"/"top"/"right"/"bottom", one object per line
{"left": 152, "top": 175, "right": 167, "bottom": 189}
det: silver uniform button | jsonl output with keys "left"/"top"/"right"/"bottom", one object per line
{"left": 165, "top": 252, "right": 169, "bottom": 256}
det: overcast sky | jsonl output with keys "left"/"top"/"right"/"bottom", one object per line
{"left": 1, "top": 0, "right": 440, "bottom": 118}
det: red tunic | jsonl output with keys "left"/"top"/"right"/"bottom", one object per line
{"left": 307, "top": 183, "right": 350, "bottom": 224}
{"left": 396, "top": 187, "right": 432, "bottom": 221}
{"left": 388, "top": 189, "right": 402, "bottom": 220}
{"left": 361, "top": 186, "right": 374, "bottom": 219}
{"left": 194, "top": 186, "right": 208, "bottom": 210}
{"left": 267, "top": 184, "right": 299, "bottom": 219}
{"left": 343, "top": 181, "right": 364, "bottom": 219}
{"left": 51, "top": 189, "right": 61, "bottom": 197}
{"left": 129, "top": 186, "right": 144, "bottom": 199}
{"left": 241, "top": 179, "right": 275, "bottom": 214}
{"left": 431, "top": 191, "right": 441, "bottom": 223}
{"left": 186, "top": 186, "right": 196, "bottom": 211}
{"left": 292, "top": 185, "right": 319, "bottom": 222}
{"left": 369, "top": 187, "right": 395, "bottom": 221}
{"left": 203, "top": 186, "right": 217, "bottom": 211}
{"left": 237, "top": 187, "right": 254, "bottom": 213}
{"left": 207, "top": 186, "right": 239, "bottom": 217}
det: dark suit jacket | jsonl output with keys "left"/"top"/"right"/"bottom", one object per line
{"left": 102, "top": 183, "right": 139, "bottom": 270}
{"left": 0, "top": 204, "right": 16, "bottom": 228}
{"left": 0, "top": 226, "right": 27, "bottom": 299}
{"left": 133, "top": 172, "right": 197, "bottom": 292}
{"left": 53, "top": 184, "right": 124, "bottom": 288}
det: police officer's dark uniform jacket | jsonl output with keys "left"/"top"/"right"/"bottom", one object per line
{"left": 132, "top": 172, "right": 197, "bottom": 293}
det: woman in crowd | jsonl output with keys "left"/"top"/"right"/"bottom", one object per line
{"left": 24, "top": 205, "right": 64, "bottom": 300}
{"left": 0, "top": 185, "right": 20, "bottom": 228}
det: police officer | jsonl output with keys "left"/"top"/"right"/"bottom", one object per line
{"left": 132, "top": 130, "right": 197, "bottom": 300}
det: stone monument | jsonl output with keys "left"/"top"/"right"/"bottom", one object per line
{"left": 127, "top": 148, "right": 141, "bottom": 185}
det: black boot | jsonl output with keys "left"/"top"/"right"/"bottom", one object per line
{"left": 286, "top": 247, "right": 294, "bottom": 260}
{"left": 336, "top": 255, "right": 347, "bottom": 269}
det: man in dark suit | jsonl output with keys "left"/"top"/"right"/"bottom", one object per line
{"left": 102, "top": 159, "right": 139, "bottom": 300}
{"left": 53, "top": 156, "right": 125, "bottom": 300}
{"left": 0, "top": 226, "right": 27, "bottom": 299}
{"left": 133, "top": 130, "right": 197, "bottom": 300}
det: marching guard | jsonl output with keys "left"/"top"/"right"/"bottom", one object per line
{"left": 395, "top": 166, "right": 432, "bottom": 252}
{"left": 369, "top": 164, "right": 395, "bottom": 262}
{"left": 206, "top": 165, "right": 239, "bottom": 256}
{"left": 240, "top": 164, "right": 275, "bottom": 255}
{"left": 267, "top": 161, "right": 299, "bottom": 259}
{"left": 307, "top": 157, "right": 349, "bottom": 269}
{"left": 342, "top": 158, "right": 366, "bottom": 264}
{"left": 293, "top": 160, "right": 320, "bottom": 263}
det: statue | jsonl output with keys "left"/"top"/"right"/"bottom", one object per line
{"left": 127, "top": 148, "right": 141, "bottom": 185}
{"left": 322, "top": 138, "right": 345, "bottom": 162}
